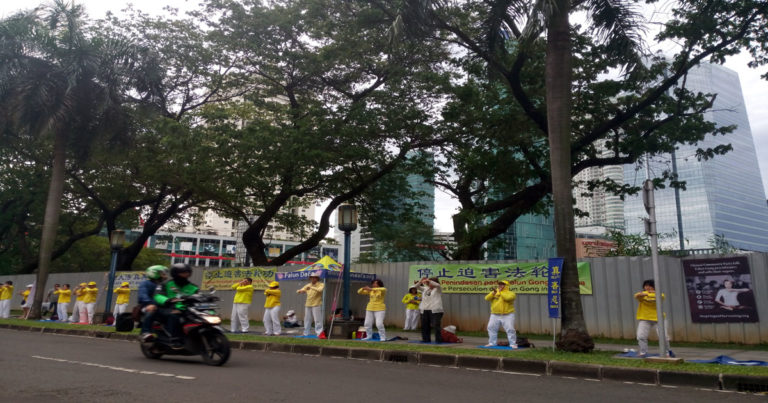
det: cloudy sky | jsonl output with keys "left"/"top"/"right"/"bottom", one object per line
{"left": 3, "top": 0, "right": 767, "bottom": 232}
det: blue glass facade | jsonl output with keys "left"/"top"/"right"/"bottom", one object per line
{"left": 624, "top": 63, "right": 768, "bottom": 252}
{"left": 485, "top": 211, "right": 556, "bottom": 260}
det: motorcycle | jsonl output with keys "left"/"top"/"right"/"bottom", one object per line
{"left": 140, "top": 291, "right": 231, "bottom": 366}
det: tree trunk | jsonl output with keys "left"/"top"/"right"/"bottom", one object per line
{"left": 546, "top": 1, "right": 594, "bottom": 352}
{"left": 29, "top": 131, "right": 67, "bottom": 319}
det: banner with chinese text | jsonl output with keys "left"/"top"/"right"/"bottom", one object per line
{"left": 408, "top": 261, "right": 592, "bottom": 294}
{"left": 202, "top": 267, "right": 277, "bottom": 290}
{"left": 114, "top": 271, "right": 149, "bottom": 290}
{"left": 548, "top": 258, "right": 564, "bottom": 318}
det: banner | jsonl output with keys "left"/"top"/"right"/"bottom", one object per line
{"left": 683, "top": 257, "right": 759, "bottom": 323}
{"left": 547, "top": 258, "right": 563, "bottom": 318}
{"left": 114, "top": 271, "right": 149, "bottom": 290}
{"left": 202, "top": 267, "right": 277, "bottom": 290}
{"left": 408, "top": 261, "right": 592, "bottom": 294}
{"left": 276, "top": 270, "right": 375, "bottom": 282}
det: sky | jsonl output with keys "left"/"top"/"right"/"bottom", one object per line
{"left": 3, "top": 0, "right": 767, "bottom": 233}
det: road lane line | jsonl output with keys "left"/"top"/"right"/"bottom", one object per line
{"left": 31, "top": 355, "right": 196, "bottom": 380}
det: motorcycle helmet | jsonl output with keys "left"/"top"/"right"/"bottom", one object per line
{"left": 146, "top": 265, "right": 168, "bottom": 280}
{"left": 170, "top": 263, "right": 193, "bottom": 284}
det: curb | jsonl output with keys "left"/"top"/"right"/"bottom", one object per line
{"left": 4, "top": 324, "right": 767, "bottom": 392}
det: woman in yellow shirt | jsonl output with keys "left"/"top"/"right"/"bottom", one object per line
{"left": 113, "top": 282, "right": 131, "bottom": 316}
{"left": 55, "top": 284, "right": 72, "bottom": 322}
{"left": 82, "top": 282, "right": 99, "bottom": 324}
{"left": 402, "top": 287, "right": 421, "bottom": 330}
{"left": 231, "top": 278, "right": 254, "bottom": 333}
{"left": 263, "top": 281, "right": 281, "bottom": 336}
{"left": 358, "top": 279, "right": 387, "bottom": 341}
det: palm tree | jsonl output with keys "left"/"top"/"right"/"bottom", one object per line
{"left": 0, "top": 1, "right": 154, "bottom": 319}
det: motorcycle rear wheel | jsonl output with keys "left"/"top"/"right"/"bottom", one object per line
{"left": 200, "top": 330, "right": 230, "bottom": 366}
{"left": 140, "top": 342, "right": 164, "bottom": 359}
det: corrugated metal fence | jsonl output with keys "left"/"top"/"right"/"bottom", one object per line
{"left": 1, "top": 253, "right": 765, "bottom": 343}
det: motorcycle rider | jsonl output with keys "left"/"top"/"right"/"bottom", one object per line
{"left": 154, "top": 263, "right": 200, "bottom": 349}
{"left": 139, "top": 265, "right": 168, "bottom": 342}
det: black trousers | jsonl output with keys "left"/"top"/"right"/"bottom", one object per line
{"left": 421, "top": 310, "right": 443, "bottom": 343}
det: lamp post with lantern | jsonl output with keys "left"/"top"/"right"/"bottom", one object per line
{"left": 337, "top": 204, "right": 358, "bottom": 320}
{"left": 103, "top": 229, "right": 125, "bottom": 322}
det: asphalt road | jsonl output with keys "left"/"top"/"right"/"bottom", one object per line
{"left": 0, "top": 329, "right": 762, "bottom": 402}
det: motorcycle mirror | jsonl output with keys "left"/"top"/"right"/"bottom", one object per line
{"left": 208, "top": 286, "right": 216, "bottom": 294}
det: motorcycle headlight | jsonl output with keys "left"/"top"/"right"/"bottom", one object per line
{"left": 202, "top": 315, "right": 221, "bottom": 325}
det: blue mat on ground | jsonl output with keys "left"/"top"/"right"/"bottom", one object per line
{"left": 37, "top": 319, "right": 57, "bottom": 322}
{"left": 407, "top": 340, "right": 456, "bottom": 345}
{"left": 688, "top": 355, "right": 768, "bottom": 366}
{"left": 294, "top": 335, "right": 319, "bottom": 339}
{"left": 477, "top": 345, "right": 527, "bottom": 350}
{"left": 616, "top": 351, "right": 659, "bottom": 358}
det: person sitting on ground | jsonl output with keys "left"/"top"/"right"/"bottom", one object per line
{"left": 154, "top": 263, "right": 199, "bottom": 349}
{"left": 440, "top": 325, "right": 463, "bottom": 343}
{"left": 138, "top": 265, "right": 168, "bottom": 342}
{"left": 283, "top": 310, "right": 300, "bottom": 328}
{"left": 484, "top": 280, "right": 517, "bottom": 348}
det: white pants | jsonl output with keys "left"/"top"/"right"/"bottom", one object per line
{"left": 304, "top": 305, "right": 323, "bottom": 336}
{"left": 114, "top": 303, "right": 128, "bottom": 316}
{"left": 84, "top": 302, "right": 96, "bottom": 324}
{"left": 57, "top": 303, "right": 69, "bottom": 321}
{"left": 404, "top": 309, "right": 419, "bottom": 330}
{"left": 69, "top": 301, "right": 82, "bottom": 322}
{"left": 364, "top": 310, "right": 386, "bottom": 340}
{"left": 0, "top": 299, "right": 10, "bottom": 318}
{"left": 231, "top": 303, "right": 250, "bottom": 332}
{"left": 487, "top": 313, "right": 516, "bottom": 346}
{"left": 263, "top": 306, "right": 281, "bottom": 335}
{"left": 637, "top": 319, "right": 671, "bottom": 355}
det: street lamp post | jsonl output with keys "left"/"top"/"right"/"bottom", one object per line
{"left": 337, "top": 204, "right": 358, "bottom": 320}
{"left": 103, "top": 230, "right": 125, "bottom": 323}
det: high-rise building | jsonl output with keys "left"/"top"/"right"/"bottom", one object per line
{"left": 485, "top": 211, "right": 556, "bottom": 260}
{"left": 623, "top": 63, "right": 768, "bottom": 252}
{"left": 573, "top": 141, "right": 625, "bottom": 234}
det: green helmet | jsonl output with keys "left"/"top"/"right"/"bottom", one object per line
{"left": 146, "top": 265, "right": 168, "bottom": 280}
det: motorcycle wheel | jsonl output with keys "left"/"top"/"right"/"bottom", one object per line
{"left": 200, "top": 330, "right": 230, "bottom": 366}
{"left": 140, "top": 342, "right": 163, "bottom": 359}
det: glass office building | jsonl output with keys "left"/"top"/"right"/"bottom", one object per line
{"left": 485, "top": 210, "right": 556, "bottom": 260}
{"left": 623, "top": 63, "right": 768, "bottom": 252}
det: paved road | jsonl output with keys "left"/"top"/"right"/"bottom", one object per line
{"left": 0, "top": 329, "right": 761, "bottom": 402}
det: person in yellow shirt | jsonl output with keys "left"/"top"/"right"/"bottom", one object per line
{"left": 634, "top": 279, "right": 670, "bottom": 357}
{"left": 82, "top": 281, "right": 99, "bottom": 324}
{"left": 113, "top": 282, "right": 131, "bottom": 316}
{"left": 402, "top": 287, "right": 421, "bottom": 330}
{"left": 0, "top": 281, "right": 14, "bottom": 318}
{"left": 263, "top": 281, "right": 282, "bottom": 336}
{"left": 358, "top": 279, "right": 387, "bottom": 341}
{"left": 484, "top": 280, "right": 517, "bottom": 348}
{"left": 231, "top": 278, "right": 254, "bottom": 333}
{"left": 20, "top": 284, "right": 33, "bottom": 319}
{"left": 297, "top": 273, "right": 325, "bottom": 337}
{"left": 69, "top": 283, "right": 86, "bottom": 323}
{"left": 55, "top": 284, "right": 72, "bottom": 322}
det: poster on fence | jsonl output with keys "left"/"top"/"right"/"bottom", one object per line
{"left": 113, "top": 271, "right": 149, "bottom": 290}
{"left": 683, "top": 257, "right": 759, "bottom": 323}
{"left": 202, "top": 267, "right": 277, "bottom": 290}
{"left": 408, "top": 261, "right": 592, "bottom": 294}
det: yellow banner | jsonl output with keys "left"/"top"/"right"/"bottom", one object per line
{"left": 201, "top": 267, "right": 277, "bottom": 290}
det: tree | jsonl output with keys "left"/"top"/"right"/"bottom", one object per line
{"left": 0, "top": 1, "right": 158, "bottom": 317}
{"left": 389, "top": 0, "right": 768, "bottom": 351}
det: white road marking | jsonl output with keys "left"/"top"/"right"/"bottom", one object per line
{"left": 31, "top": 355, "right": 196, "bottom": 380}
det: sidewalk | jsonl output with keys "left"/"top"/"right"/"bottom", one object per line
{"left": 237, "top": 324, "right": 768, "bottom": 362}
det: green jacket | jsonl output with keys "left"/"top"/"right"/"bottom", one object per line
{"left": 154, "top": 280, "right": 200, "bottom": 310}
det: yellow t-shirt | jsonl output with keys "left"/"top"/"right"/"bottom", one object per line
{"left": 114, "top": 288, "right": 131, "bottom": 305}
{"left": 22, "top": 290, "right": 30, "bottom": 301}
{"left": 75, "top": 289, "right": 85, "bottom": 301}
{"left": 636, "top": 292, "right": 665, "bottom": 321}
{"left": 264, "top": 289, "right": 281, "bottom": 308}
{"left": 82, "top": 287, "right": 98, "bottom": 304}
{"left": 299, "top": 283, "right": 324, "bottom": 307}
{"left": 358, "top": 287, "right": 386, "bottom": 311}
{"left": 54, "top": 289, "right": 71, "bottom": 304}
{"left": 402, "top": 293, "right": 420, "bottom": 310}
{"left": 232, "top": 284, "right": 254, "bottom": 304}
{"left": 485, "top": 289, "right": 516, "bottom": 314}
{"left": 0, "top": 285, "right": 13, "bottom": 300}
